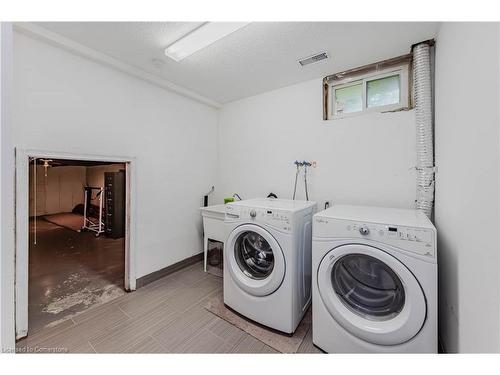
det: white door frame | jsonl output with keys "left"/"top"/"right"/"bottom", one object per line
{"left": 15, "top": 148, "right": 137, "bottom": 339}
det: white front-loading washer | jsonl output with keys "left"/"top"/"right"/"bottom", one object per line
{"left": 312, "top": 205, "right": 437, "bottom": 353}
{"left": 224, "top": 198, "right": 316, "bottom": 334}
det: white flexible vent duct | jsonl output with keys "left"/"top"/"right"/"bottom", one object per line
{"left": 413, "top": 43, "right": 435, "bottom": 218}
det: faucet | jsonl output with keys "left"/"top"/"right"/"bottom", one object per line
{"left": 233, "top": 193, "right": 242, "bottom": 201}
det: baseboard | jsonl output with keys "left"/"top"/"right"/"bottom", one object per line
{"left": 136, "top": 252, "right": 203, "bottom": 288}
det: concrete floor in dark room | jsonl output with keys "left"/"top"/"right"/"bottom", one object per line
{"left": 27, "top": 218, "right": 125, "bottom": 335}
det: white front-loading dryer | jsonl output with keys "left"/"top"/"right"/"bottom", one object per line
{"left": 312, "top": 205, "right": 437, "bottom": 353}
{"left": 224, "top": 198, "right": 316, "bottom": 334}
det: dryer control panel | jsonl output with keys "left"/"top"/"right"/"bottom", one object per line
{"left": 226, "top": 205, "right": 292, "bottom": 232}
{"left": 313, "top": 217, "right": 436, "bottom": 259}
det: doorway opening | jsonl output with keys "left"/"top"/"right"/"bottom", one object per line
{"left": 16, "top": 152, "right": 135, "bottom": 338}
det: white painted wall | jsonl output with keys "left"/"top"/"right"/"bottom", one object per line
{"left": 435, "top": 23, "right": 500, "bottom": 353}
{"left": 0, "top": 22, "right": 15, "bottom": 352}
{"left": 13, "top": 32, "right": 219, "bottom": 279}
{"left": 217, "top": 78, "right": 417, "bottom": 209}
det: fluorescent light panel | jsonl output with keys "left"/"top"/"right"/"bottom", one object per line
{"left": 165, "top": 22, "right": 250, "bottom": 61}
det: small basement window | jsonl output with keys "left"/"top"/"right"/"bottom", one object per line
{"left": 323, "top": 54, "right": 412, "bottom": 120}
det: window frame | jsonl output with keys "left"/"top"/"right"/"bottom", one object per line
{"left": 328, "top": 65, "right": 409, "bottom": 120}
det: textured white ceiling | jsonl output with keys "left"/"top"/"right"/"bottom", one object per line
{"left": 35, "top": 22, "right": 439, "bottom": 104}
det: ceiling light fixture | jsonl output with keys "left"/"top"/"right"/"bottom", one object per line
{"left": 165, "top": 22, "right": 250, "bottom": 62}
{"left": 40, "top": 159, "right": 53, "bottom": 177}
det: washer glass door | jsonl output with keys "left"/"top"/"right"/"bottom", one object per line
{"left": 227, "top": 224, "right": 285, "bottom": 297}
{"left": 235, "top": 231, "right": 275, "bottom": 279}
{"left": 317, "top": 244, "right": 426, "bottom": 346}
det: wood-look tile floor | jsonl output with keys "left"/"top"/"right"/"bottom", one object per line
{"left": 16, "top": 261, "right": 322, "bottom": 354}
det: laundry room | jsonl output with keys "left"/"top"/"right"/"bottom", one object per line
{"left": 1, "top": 1, "right": 500, "bottom": 370}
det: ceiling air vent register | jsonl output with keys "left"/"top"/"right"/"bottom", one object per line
{"left": 298, "top": 52, "right": 329, "bottom": 66}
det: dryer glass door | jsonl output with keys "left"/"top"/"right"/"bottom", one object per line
{"left": 317, "top": 244, "right": 426, "bottom": 346}
{"left": 332, "top": 254, "right": 405, "bottom": 321}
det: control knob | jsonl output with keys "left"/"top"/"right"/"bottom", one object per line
{"left": 359, "top": 226, "right": 370, "bottom": 235}
{"left": 250, "top": 209, "right": 257, "bottom": 218}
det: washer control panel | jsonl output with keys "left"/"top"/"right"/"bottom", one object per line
{"left": 226, "top": 205, "right": 292, "bottom": 232}
{"left": 314, "top": 217, "right": 436, "bottom": 258}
